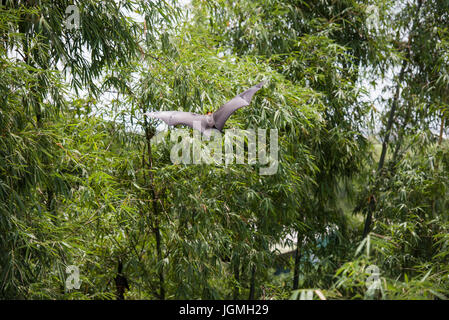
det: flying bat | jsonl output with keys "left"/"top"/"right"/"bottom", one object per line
{"left": 143, "top": 81, "right": 265, "bottom": 136}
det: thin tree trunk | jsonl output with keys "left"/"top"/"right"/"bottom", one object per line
{"left": 377, "top": 58, "right": 408, "bottom": 173}
{"left": 115, "top": 260, "right": 129, "bottom": 300}
{"left": 154, "top": 223, "right": 165, "bottom": 299}
{"left": 233, "top": 259, "right": 240, "bottom": 300}
{"left": 140, "top": 15, "right": 165, "bottom": 298}
{"left": 248, "top": 265, "right": 256, "bottom": 300}
{"left": 362, "top": 0, "right": 423, "bottom": 238}
{"left": 143, "top": 112, "right": 165, "bottom": 300}
{"left": 363, "top": 59, "right": 406, "bottom": 237}
{"left": 292, "top": 232, "right": 302, "bottom": 290}
{"left": 438, "top": 115, "right": 445, "bottom": 146}
{"left": 433, "top": 113, "right": 445, "bottom": 172}
{"left": 432, "top": 113, "right": 446, "bottom": 216}
{"left": 391, "top": 102, "right": 413, "bottom": 167}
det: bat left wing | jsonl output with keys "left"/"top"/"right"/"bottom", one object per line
{"left": 212, "top": 81, "right": 265, "bottom": 132}
{"left": 145, "top": 111, "right": 209, "bottom": 132}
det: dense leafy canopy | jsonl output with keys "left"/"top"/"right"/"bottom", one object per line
{"left": 0, "top": 0, "right": 448, "bottom": 299}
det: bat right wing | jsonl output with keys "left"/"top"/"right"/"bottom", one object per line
{"left": 145, "top": 111, "right": 208, "bottom": 132}
{"left": 213, "top": 81, "right": 265, "bottom": 131}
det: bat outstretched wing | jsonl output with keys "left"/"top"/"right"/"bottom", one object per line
{"left": 145, "top": 111, "right": 208, "bottom": 132}
{"left": 212, "top": 81, "right": 265, "bottom": 131}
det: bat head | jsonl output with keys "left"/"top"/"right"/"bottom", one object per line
{"left": 206, "top": 113, "right": 215, "bottom": 126}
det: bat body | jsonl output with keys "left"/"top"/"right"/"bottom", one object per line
{"left": 144, "top": 81, "right": 265, "bottom": 136}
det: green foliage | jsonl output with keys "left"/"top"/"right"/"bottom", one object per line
{"left": 1, "top": 0, "right": 448, "bottom": 300}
